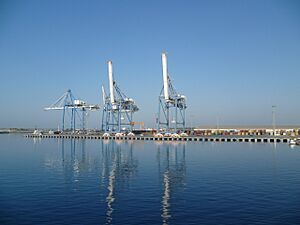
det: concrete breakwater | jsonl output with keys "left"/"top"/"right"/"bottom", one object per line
{"left": 25, "top": 134, "right": 291, "bottom": 143}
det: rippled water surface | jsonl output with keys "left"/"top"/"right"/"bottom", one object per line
{"left": 1, "top": 134, "right": 300, "bottom": 225}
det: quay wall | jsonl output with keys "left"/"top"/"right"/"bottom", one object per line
{"left": 24, "top": 134, "right": 292, "bottom": 144}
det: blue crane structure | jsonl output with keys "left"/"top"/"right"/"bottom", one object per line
{"left": 101, "top": 61, "right": 139, "bottom": 133}
{"left": 44, "top": 89, "right": 100, "bottom": 132}
{"left": 157, "top": 53, "right": 187, "bottom": 133}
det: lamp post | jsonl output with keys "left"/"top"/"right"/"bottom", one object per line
{"left": 272, "top": 105, "right": 276, "bottom": 136}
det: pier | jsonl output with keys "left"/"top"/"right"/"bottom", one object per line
{"left": 25, "top": 134, "right": 291, "bottom": 144}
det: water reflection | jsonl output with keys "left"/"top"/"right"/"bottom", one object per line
{"left": 43, "top": 138, "right": 138, "bottom": 224}
{"left": 100, "top": 141, "right": 138, "bottom": 224}
{"left": 157, "top": 142, "right": 186, "bottom": 225}
{"left": 32, "top": 137, "right": 42, "bottom": 151}
{"left": 59, "top": 139, "right": 91, "bottom": 188}
{"left": 42, "top": 138, "right": 186, "bottom": 224}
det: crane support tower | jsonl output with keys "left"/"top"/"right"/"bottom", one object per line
{"left": 102, "top": 61, "right": 139, "bottom": 133}
{"left": 44, "top": 89, "right": 100, "bottom": 132}
{"left": 157, "top": 52, "right": 187, "bottom": 132}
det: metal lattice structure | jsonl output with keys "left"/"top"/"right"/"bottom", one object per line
{"left": 44, "top": 89, "right": 100, "bottom": 132}
{"left": 157, "top": 52, "right": 187, "bottom": 132}
{"left": 102, "top": 61, "right": 139, "bottom": 132}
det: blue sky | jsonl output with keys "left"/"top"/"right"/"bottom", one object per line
{"left": 0, "top": 0, "right": 300, "bottom": 128}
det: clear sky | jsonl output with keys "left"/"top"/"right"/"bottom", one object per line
{"left": 1, "top": 0, "right": 300, "bottom": 128}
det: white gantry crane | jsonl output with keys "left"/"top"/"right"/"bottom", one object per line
{"left": 44, "top": 89, "right": 100, "bottom": 132}
{"left": 101, "top": 60, "right": 139, "bottom": 133}
{"left": 157, "top": 52, "right": 187, "bottom": 133}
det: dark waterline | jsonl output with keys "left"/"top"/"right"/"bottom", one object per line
{"left": 0, "top": 134, "right": 300, "bottom": 225}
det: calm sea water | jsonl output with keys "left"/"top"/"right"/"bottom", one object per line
{"left": 0, "top": 134, "right": 300, "bottom": 225}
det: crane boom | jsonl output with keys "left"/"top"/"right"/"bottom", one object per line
{"left": 162, "top": 52, "right": 169, "bottom": 100}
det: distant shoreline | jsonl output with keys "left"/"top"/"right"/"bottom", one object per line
{"left": 1, "top": 125, "right": 300, "bottom": 131}
{"left": 0, "top": 128, "right": 34, "bottom": 134}
{"left": 1, "top": 124, "right": 300, "bottom": 135}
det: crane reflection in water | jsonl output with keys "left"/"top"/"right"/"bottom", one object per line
{"left": 100, "top": 140, "right": 138, "bottom": 224}
{"left": 156, "top": 142, "right": 186, "bottom": 225}
{"left": 60, "top": 138, "right": 92, "bottom": 189}
{"left": 42, "top": 138, "right": 98, "bottom": 191}
{"left": 42, "top": 138, "right": 185, "bottom": 224}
